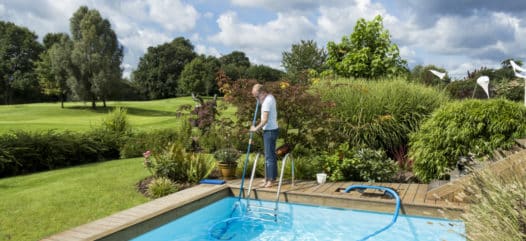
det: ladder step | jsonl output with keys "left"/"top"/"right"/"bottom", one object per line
{"left": 247, "top": 210, "right": 276, "bottom": 216}
{"left": 248, "top": 205, "right": 276, "bottom": 211}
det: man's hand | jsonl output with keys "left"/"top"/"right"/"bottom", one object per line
{"left": 250, "top": 125, "right": 258, "bottom": 132}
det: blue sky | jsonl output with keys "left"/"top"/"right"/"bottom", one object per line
{"left": 1, "top": 0, "right": 526, "bottom": 79}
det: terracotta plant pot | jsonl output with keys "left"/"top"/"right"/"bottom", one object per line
{"left": 218, "top": 162, "right": 237, "bottom": 180}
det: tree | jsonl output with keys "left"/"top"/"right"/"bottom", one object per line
{"left": 244, "top": 65, "right": 284, "bottom": 82}
{"left": 133, "top": 37, "right": 196, "bottom": 99}
{"left": 43, "top": 33, "right": 68, "bottom": 50}
{"left": 178, "top": 55, "right": 221, "bottom": 95}
{"left": 281, "top": 40, "right": 326, "bottom": 84}
{"left": 219, "top": 51, "right": 250, "bottom": 81}
{"left": 219, "top": 51, "right": 250, "bottom": 68}
{"left": 0, "top": 21, "right": 44, "bottom": 104}
{"left": 410, "top": 65, "right": 450, "bottom": 86}
{"left": 327, "top": 15, "right": 408, "bottom": 79}
{"left": 36, "top": 33, "right": 73, "bottom": 108}
{"left": 69, "top": 6, "right": 123, "bottom": 108}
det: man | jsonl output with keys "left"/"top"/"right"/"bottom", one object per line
{"left": 250, "top": 84, "right": 279, "bottom": 188}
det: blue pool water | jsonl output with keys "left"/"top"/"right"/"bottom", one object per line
{"left": 131, "top": 197, "right": 465, "bottom": 241}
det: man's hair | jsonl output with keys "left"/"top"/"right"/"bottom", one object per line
{"left": 253, "top": 83, "right": 266, "bottom": 94}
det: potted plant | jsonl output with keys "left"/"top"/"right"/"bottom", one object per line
{"left": 214, "top": 148, "right": 241, "bottom": 179}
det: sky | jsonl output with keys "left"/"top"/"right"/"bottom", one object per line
{"left": 1, "top": 0, "right": 526, "bottom": 79}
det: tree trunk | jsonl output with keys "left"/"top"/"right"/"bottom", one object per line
{"left": 103, "top": 98, "right": 106, "bottom": 108}
{"left": 91, "top": 94, "right": 96, "bottom": 109}
{"left": 60, "top": 93, "right": 65, "bottom": 109}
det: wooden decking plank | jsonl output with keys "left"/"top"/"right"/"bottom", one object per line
{"left": 320, "top": 182, "right": 343, "bottom": 195}
{"left": 396, "top": 183, "right": 409, "bottom": 200}
{"left": 401, "top": 183, "right": 419, "bottom": 203}
{"left": 413, "top": 184, "right": 428, "bottom": 204}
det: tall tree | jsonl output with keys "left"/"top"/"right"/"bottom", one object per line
{"left": 244, "top": 65, "right": 284, "bottom": 82}
{"left": 282, "top": 40, "right": 326, "bottom": 84}
{"left": 219, "top": 51, "right": 250, "bottom": 81}
{"left": 0, "top": 21, "right": 43, "bottom": 104}
{"left": 178, "top": 55, "right": 221, "bottom": 95}
{"left": 69, "top": 6, "right": 123, "bottom": 108}
{"left": 43, "top": 33, "right": 68, "bottom": 50}
{"left": 219, "top": 51, "right": 250, "bottom": 68}
{"left": 327, "top": 15, "right": 408, "bottom": 79}
{"left": 36, "top": 33, "right": 72, "bottom": 108}
{"left": 133, "top": 37, "right": 196, "bottom": 99}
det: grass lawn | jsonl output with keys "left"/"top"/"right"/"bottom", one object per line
{"left": 0, "top": 158, "right": 150, "bottom": 241}
{"left": 0, "top": 97, "right": 236, "bottom": 133}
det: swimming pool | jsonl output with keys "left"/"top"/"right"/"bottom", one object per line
{"left": 131, "top": 197, "right": 465, "bottom": 241}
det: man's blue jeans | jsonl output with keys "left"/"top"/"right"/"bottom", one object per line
{"left": 263, "top": 129, "right": 279, "bottom": 180}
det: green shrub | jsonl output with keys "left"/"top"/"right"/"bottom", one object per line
{"left": 85, "top": 128, "right": 121, "bottom": 160}
{"left": 101, "top": 107, "right": 132, "bottom": 136}
{"left": 461, "top": 166, "right": 526, "bottom": 240}
{"left": 315, "top": 78, "right": 448, "bottom": 155}
{"left": 445, "top": 79, "right": 489, "bottom": 99}
{"left": 290, "top": 155, "right": 324, "bottom": 180}
{"left": 119, "top": 128, "right": 180, "bottom": 158}
{"left": 0, "top": 130, "right": 116, "bottom": 177}
{"left": 200, "top": 118, "right": 255, "bottom": 153}
{"left": 147, "top": 177, "right": 178, "bottom": 198}
{"left": 324, "top": 143, "right": 398, "bottom": 182}
{"left": 145, "top": 142, "right": 215, "bottom": 183}
{"left": 409, "top": 99, "right": 526, "bottom": 182}
{"left": 186, "top": 153, "right": 216, "bottom": 183}
{"left": 150, "top": 143, "right": 190, "bottom": 182}
{"left": 493, "top": 79, "right": 523, "bottom": 102}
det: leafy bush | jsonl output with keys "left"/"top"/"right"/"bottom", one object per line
{"left": 101, "top": 107, "right": 132, "bottom": 135}
{"left": 445, "top": 79, "right": 489, "bottom": 99}
{"left": 324, "top": 143, "right": 398, "bottom": 182}
{"left": 461, "top": 167, "right": 526, "bottom": 240}
{"left": 315, "top": 78, "right": 448, "bottom": 156}
{"left": 186, "top": 153, "right": 216, "bottom": 183}
{"left": 150, "top": 143, "right": 190, "bottom": 181}
{"left": 291, "top": 155, "right": 324, "bottom": 180}
{"left": 493, "top": 79, "right": 523, "bottom": 102}
{"left": 119, "top": 128, "right": 180, "bottom": 158}
{"left": 145, "top": 143, "right": 215, "bottom": 183}
{"left": 0, "top": 130, "right": 116, "bottom": 177}
{"left": 213, "top": 148, "right": 241, "bottom": 164}
{"left": 147, "top": 177, "right": 178, "bottom": 198}
{"left": 199, "top": 118, "right": 254, "bottom": 153}
{"left": 409, "top": 99, "right": 526, "bottom": 182}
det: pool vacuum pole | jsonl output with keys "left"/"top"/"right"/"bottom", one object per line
{"left": 238, "top": 99, "right": 259, "bottom": 200}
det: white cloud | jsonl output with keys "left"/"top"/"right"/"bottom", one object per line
{"left": 196, "top": 44, "right": 221, "bottom": 57}
{"left": 230, "top": 0, "right": 320, "bottom": 12}
{"left": 190, "top": 33, "right": 200, "bottom": 42}
{"left": 210, "top": 11, "right": 315, "bottom": 67}
{"left": 316, "top": 0, "right": 393, "bottom": 43}
{"left": 147, "top": 0, "right": 199, "bottom": 32}
{"left": 0, "top": 4, "right": 6, "bottom": 16}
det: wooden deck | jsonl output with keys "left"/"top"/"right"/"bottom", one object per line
{"left": 226, "top": 178, "right": 465, "bottom": 219}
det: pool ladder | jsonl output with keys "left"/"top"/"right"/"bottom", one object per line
{"left": 243, "top": 153, "right": 294, "bottom": 222}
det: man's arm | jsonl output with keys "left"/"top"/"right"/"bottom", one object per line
{"left": 250, "top": 111, "right": 269, "bottom": 132}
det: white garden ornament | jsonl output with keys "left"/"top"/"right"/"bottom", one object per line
{"left": 476, "top": 76, "right": 490, "bottom": 98}
{"left": 429, "top": 69, "right": 446, "bottom": 80}
{"left": 510, "top": 60, "right": 526, "bottom": 105}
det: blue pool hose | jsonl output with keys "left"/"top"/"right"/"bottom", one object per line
{"left": 343, "top": 185, "right": 401, "bottom": 241}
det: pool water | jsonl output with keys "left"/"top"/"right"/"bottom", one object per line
{"left": 131, "top": 197, "right": 465, "bottom": 241}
